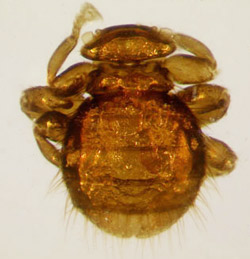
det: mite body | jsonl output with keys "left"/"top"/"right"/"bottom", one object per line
{"left": 21, "top": 3, "right": 236, "bottom": 238}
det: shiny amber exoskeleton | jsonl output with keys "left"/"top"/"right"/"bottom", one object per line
{"left": 21, "top": 3, "right": 237, "bottom": 238}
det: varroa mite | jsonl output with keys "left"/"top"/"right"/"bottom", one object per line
{"left": 21, "top": 3, "right": 237, "bottom": 238}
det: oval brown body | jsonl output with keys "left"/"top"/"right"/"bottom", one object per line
{"left": 63, "top": 87, "right": 205, "bottom": 237}
{"left": 21, "top": 4, "right": 237, "bottom": 239}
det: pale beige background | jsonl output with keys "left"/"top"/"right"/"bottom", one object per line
{"left": 1, "top": 0, "right": 249, "bottom": 258}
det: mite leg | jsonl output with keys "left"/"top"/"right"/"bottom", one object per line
{"left": 20, "top": 86, "right": 87, "bottom": 120}
{"left": 204, "top": 136, "right": 237, "bottom": 177}
{"left": 50, "top": 62, "right": 97, "bottom": 94}
{"left": 21, "top": 4, "right": 100, "bottom": 121}
{"left": 176, "top": 84, "right": 230, "bottom": 126}
{"left": 33, "top": 112, "right": 69, "bottom": 166}
{"left": 163, "top": 33, "right": 217, "bottom": 84}
{"left": 47, "top": 3, "right": 102, "bottom": 85}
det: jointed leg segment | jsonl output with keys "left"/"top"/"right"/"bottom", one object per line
{"left": 204, "top": 136, "right": 237, "bottom": 177}
{"left": 33, "top": 112, "right": 69, "bottom": 166}
{"left": 176, "top": 83, "right": 236, "bottom": 176}
{"left": 21, "top": 4, "right": 102, "bottom": 167}
{"left": 177, "top": 84, "right": 230, "bottom": 126}
{"left": 47, "top": 3, "right": 102, "bottom": 84}
{"left": 163, "top": 32, "right": 217, "bottom": 84}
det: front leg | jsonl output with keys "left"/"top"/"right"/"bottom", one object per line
{"left": 47, "top": 3, "right": 102, "bottom": 85}
{"left": 163, "top": 32, "right": 217, "bottom": 84}
{"left": 21, "top": 3, "right": 101, "bottom": 120}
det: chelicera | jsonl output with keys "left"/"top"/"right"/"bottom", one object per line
{"left": 21, "top": 3, "right": 237, "bottom": 238}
